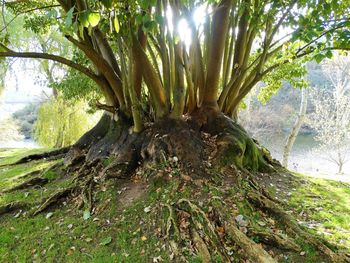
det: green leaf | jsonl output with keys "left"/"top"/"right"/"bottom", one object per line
{"left": 100, "top": 236, "right": 112, "bottom": 246}
{"left": 314, "top": 53, "right": 325, "bottom": 63}
{"left": 88, "top": 12, "right": 101, "bottom": 27}
{"left": 80, "top": 11, "right": 90, "bottom": 27}
{"left": 47, "top": 9, "right": 58, "bottom": 19}
{"left": 65, "top": 7, "right": 74, "bottom": 27}
{"left": 79, "top": 24, "right": 85, "bottom": 39}
{"left": 325, "top": 49, "right": 333, "bottom": 59}
{"left": 113, "top": 16, "right": 120, "bottom": 33}
{"left": 155, "top": 15, "right": 165, "bottom": 26}
{"left": 83, "top": 210, "right": 91, "bottom": 220}
{"left": 139, "top": 0, "right": 149, "bottom": 9}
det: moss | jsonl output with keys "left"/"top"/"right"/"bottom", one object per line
{"left": 216, "top": 124, "right": 270, "bottom": 172}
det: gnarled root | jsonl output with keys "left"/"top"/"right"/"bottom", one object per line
{"left": 225, "top": 222, "right": 276, "bottom": 263}
{"left": 248, "top": 230, "right": 301, "bottom": 252}
{"left": 0, "top": 202, "right": 27, "bottom": 216}
{"left": 6, "top": 147, "right": 70, "bottom": 167}
{"left": 247, "top": 191, "right": 348, "bottom": 262}
{"left": 162, "top": 198, "right": 278, "bottom": 262}
{"left": 2, "top": 177, "right": 48, "bottom": 193}
{"left": 33, "top": 186, "right": 76, "bottom": 216}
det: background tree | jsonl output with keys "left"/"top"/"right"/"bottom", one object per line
{"left": 308, "top": 55, "right": 350, "bottom": 174}
{"left": 282, "top": 87, "right": 308, "bottom": 168}
{"left": 34, "top": 97, "right": 101, "bottom": 148}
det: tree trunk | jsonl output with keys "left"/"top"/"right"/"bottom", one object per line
{"left": 337, "top": 162, "right": 343, "bottom": 174}
{"left": 337, "top": 151, "right": 344, "bottom": 174}
{"left": 282, "top": 88, "right": 308, "bottom": 168}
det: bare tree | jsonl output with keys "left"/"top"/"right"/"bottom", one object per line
{"left": 282, "top": 88, "right": 308, "bottom": 168}
{"left": 308, "top": 55, "right": 350, "bottom": 174}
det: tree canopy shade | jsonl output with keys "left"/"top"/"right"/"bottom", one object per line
{"left": 1, "top": 0, "right": 349, "bottom": 130}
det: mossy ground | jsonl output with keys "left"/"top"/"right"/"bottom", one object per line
{"left": 289, "top": 175, "right": 350, "bottom": 253}
{"left": 0, "top": 148, "right": 349, "bottom": 262}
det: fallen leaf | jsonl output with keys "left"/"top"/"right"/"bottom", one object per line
{"left": 100, "top": 236, "right": 112, "bottom": 246}
{"left": 46, "top": 212, "right": 54, "bottom": 219}
{"left": 257, "top": 221, "right": 266, "bottom": 226}
{"left": 141, "top": 235, "right": 147, "bottom": 241}
{"left": 83, "top": 210, "right": 91, "bottom": 220}
{"left": 144, "top": 206, "right": 152, "bottom": 213}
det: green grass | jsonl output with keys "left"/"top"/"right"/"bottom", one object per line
{"left": 0, "top": 188, "right": 169, "bottom": 262}
{"left": 289, "top": 174, "right": 350, "bottom": 253}
{"left": 0, "top": 148, "right": 170, "bottom": 263}
{"left": 1, "top": 148, "right": 350, "bottom": 262}
{"left": 0, "top": 148, "right": 50, "bottom": 166}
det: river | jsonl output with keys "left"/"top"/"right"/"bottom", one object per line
{"left": 261, "top": 133, "right": 350, "bottom": 182}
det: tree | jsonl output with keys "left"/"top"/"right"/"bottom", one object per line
{"left": 0, "top": 0, "right": 349, "bottom": 261}
{"left": 0, "top": 0, "right": 348, "bottom": 168}
{"left": 34, "top": 97, "right": 101, "bottom": 148}
{"left": 282, "top": 87, "right": 308, "bottom": 168}
{"left": 308, "top": 55, "right": 350, "bottom": 174}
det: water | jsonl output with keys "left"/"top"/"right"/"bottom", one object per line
{"left": 261, "top": 133, "right": 350, "bottom": 182}
{"left": 0, "top": 139, "right": 39, "bottom": 149}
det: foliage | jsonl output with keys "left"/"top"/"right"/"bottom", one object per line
{"left": 50, "top": 50, "right": 103, "bottom": 104}
{"left": 258, "top": 61, "right": 308, "bottom": 104}
{"left": 34, "top": 97, "right": 101, "bottom": 148}
{"left": 0, "top": 117, "right": 23, "bottom": 143}
{"left": 12, "top": 102, "right": 40, "bottom": 139}
{"left": 0, "top": 0, "right": 348, "bottom": 129}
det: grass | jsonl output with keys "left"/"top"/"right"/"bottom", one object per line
{"left": 0, "top": 148, "right": 171, "bottom": 263}
{"left": 0, "top": 148, "right": 50, "bottom": 166}
{"left": 289, "top": 174, "right": 350, "bottom": 253}
{"left": 0, "top": 148, "right": 349, "bottom": 262}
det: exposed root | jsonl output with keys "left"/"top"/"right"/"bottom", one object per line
{"left": 0, "top": 202, "right": 26, "bottom": 216}
{"left": 17, "top": 169, "right": 43, "bottom": 180}
{"left": 248, "top": 230, "right": 301, "bottom": 252}
{"left": 7, "top": 147, "right": 70, "bottom": 166}
{"left": 162, "top": 203, "right": 180, "bottom": 239}
{"left": 100, "top": 160, "right": 133, "bottom": 179}
{"left": 191, "top": 229, "right": 211, "bottom": 263}
{"left": 2, "top": 177, "right": 48, "bottom": 193}
{"left": 80, "top": 174, "right": 94, "bottom": 213}
{"left": 33, "top": 186, "right": 76, "bottom": 216}
{"left": 225, "top": 222, "right": 276, "bottom": 263}
{"left": 72, "top": 159, "right": 101, "bottom": 182}
{"left": 3, "top": 112, "right": 345, "bottom": 262}
{"left": 248, "top": 191, "right": 347, "bottom": 262}
{"left": 176, "top": 199, "right": 230, "bottom": 261}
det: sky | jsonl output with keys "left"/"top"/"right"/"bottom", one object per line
{"left": 0, "top": 60, "right": 52, "bottom": 121}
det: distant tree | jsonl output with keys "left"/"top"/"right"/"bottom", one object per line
{"left": 34, "top": 97, "right": 100, "bottom": 148}
{"left": 282, "top": 87, "right": 308, "bottom": 168}
{"left": 308, "top": 55, "right": 350, "bottom": 174}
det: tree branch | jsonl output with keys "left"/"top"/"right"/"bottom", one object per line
{"left": 0, "top": 50, "right": 100, "bottom": 83}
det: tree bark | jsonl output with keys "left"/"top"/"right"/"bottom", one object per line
{"left": 282, "top": 88, "right": 308, "bottom": 168}
{"left": 202, "top": 0, "right": 232, "bottom": 109}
